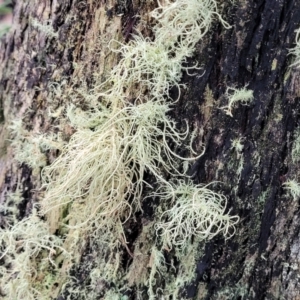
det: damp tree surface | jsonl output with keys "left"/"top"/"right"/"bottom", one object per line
{"left": 1, "top": 0, "right": 300, "bottom": 299}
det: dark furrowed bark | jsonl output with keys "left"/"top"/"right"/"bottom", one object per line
{"left": 1, "top": 0, "right": 300, "bottom": 299}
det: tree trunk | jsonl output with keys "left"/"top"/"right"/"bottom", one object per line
{"left": 1, "top": 0, "right": 300, "bottom": 299}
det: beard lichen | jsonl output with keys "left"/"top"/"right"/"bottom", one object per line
{"left": 3, "top": 1, "right": 239, "bottom": 299}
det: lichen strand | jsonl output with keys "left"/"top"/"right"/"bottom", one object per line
{"left": 289, "top": 27, "right": 300, "bottom": 68}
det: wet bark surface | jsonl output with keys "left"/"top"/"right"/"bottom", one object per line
{"left": 1, "top": 0, "right": 300, "bottom": 299}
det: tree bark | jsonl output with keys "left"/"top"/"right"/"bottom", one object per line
{"left": 1, "top": 0, "right": 300, "bottom": 299}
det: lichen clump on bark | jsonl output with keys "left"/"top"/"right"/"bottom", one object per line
{"left": 2, "top": 1, "right": 239, "bottom": 299}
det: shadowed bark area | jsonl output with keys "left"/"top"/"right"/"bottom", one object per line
{"left": 1, "top": 0, "right": 300, "bottom": 299}
{"left": 178, "top": 1, "right": 300, "bottom": 298}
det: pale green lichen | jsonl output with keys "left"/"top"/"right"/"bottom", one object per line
{"left": 96, "top": 0, "right": 230, "bottom": 105}
{"left": 42, "top": 0, "right": 238, "bottom": 297}
{"left": 155, "top": 180, "right": 239, "bottom": 251}
{"left": 41, "top": 100, "right": 198, "bottom": 235}
{"left": 230, "top": 137, "right": 245, "bottom": 180}
{"left": 31, "top": 18, "right": 58, "bottom": 38}
{"left": 0, "top": 188, "right": 24, "bottom": 226}
{"left": 231, "top": 137, "right": 244, "bottom": 155}
{"left": 292, "top": 129, "right": 300, "bottom": 162}
{"left": 9, "top": 119, "right": 65, "bottom": 171}
{"left": 0, "top": 209, "right": 67, "bottom": 300}
{"left": 283, "top": 179, "right": 300, "bottom": 201}
{"left": 289, "top": 28, "right": 300, "bottom": 68}
{"left": 148, "top": 246, "right": 167, "bottom": 300}
{"left": 9, "top": 120, "right": 47, "bottom": 169}
{"left": 222, "top": 86, "right": 254, "bottom": 117}
{"left": 4, "top": 0, "right": 239, "bottom": 299}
